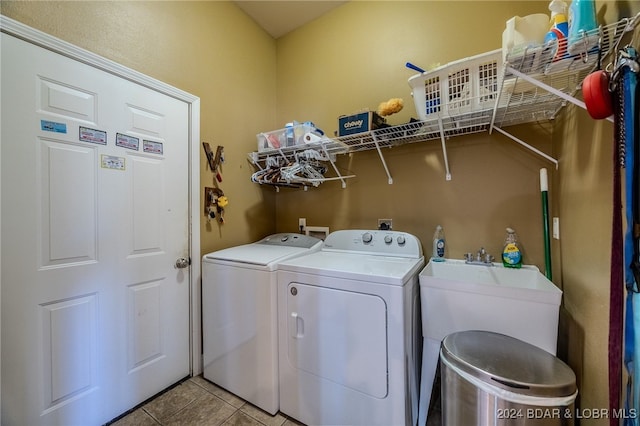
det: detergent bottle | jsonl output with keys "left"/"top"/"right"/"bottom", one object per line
{"left": 544, "top": 0, "right": 569, "bottom": 60}
{"left": 567, "top": 0, "right": 598, "bottom": 56}
{"left": 502, "top": 227, "right": 523, "bottom": 268}
{"left": 432, "top": 225, "right": 446, "bottom": 262}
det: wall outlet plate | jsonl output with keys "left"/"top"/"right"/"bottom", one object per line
{"left": 378, "top": 219, "right": 392, "bottom": 230}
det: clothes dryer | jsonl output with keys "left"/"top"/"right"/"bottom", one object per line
{"left": 202, "top": 233, "right": 322, "bottom": 414}
{"left": 276, "top": 230, "right": 425, "bottom": 426}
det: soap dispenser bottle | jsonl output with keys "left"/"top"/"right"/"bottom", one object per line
{"left": 502, "top": 227, "right": 523, "bottom": 268}
{"left": 432, "top": 225, "right": 446, "bottom": 262}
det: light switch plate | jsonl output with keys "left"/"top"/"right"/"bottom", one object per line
{"left": 552, "top": 217, "right": 560, "bottom": 240}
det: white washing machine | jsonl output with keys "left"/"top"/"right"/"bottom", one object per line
{"left": 276, "top": 230, "right": 425, "bottom": 426}
{"left": 202, "top": 233, "right": 322, "bottom": 415}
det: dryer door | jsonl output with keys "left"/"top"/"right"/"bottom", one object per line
{"left": 284, "top": 282, "right": 388, "bottom": 397}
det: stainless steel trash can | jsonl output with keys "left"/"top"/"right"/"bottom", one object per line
{"left": 440, "top": 331, "right": 577, "bottom": 426}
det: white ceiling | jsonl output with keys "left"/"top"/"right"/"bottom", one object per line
{"left": 233, "top": 1, "right": 348, "bottom": 39}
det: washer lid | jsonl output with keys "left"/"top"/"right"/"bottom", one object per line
{"left": 441, "top": 330, "right": 576, "bottom": 398}
{"left": 203, "top": 234, "right": 321, "bottom": 266}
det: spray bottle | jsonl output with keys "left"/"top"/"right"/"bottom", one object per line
{"left": 432, "top": 225, "right": 446, "bottom": 262}
{"left": 544, "top": 0, "right": 569, "bottom": 61}
{"left": 502, "top": 227, "right": 523, "bottom": 268}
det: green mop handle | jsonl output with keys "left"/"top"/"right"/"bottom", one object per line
{"left": 540, "top": 168, "right": 552, "bottom": 280}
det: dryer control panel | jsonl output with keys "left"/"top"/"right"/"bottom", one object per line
{"left": 322, "top": 230, "right": 423, "bottom": 258}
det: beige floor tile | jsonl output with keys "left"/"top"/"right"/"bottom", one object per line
{"left": 162, "top": 391, "right": 237, "bottom": 426}
{"left": 239, "top": 404, "right": 287, "bottom": 426}
{"left": 222, "top": 410, "right": 265, "bottom": 426}
{"left": 110, "top": 408, "right": 160, "bottom": 426}
{"left": 109, "top": 375, "right": 307, "bottom": 426}
{"left": 190, "top": 375, "right": 247, "bottom": 409}
{"left": 282, "top": 418, "right": 306, "bottom": 426}
{"left": 143, "top": 380, "right": 209, "bottom": 422}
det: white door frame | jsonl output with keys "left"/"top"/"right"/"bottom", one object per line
{"left": 0, "top": 15, "right": 203, "bottom": 395}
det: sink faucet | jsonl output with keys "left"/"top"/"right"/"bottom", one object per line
{"left": 464, "top": 247, "right": 494, "bottom": 266}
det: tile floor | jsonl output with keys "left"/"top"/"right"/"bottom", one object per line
{"left": 108, "top": 375, "right": 304, "bottom": 426}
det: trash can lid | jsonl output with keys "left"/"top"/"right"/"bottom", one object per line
{"left": 441, "top": 330, "right": 576, "bottom": 398}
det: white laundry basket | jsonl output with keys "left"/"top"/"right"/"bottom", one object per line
{"left": 408, "top": 49, "right": 504, "bottom": 121}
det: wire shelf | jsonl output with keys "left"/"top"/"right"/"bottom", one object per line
{"left": 248, "top": 15, "right": 639, "bottom": 185}
{"left": 492, "top": 18, "right": 632, "bottom": 128}
{"left": 249, "top": 110, "right": 498, "bottom": 165}
{"left": 248, "top": 137, "right": 348, "bottom": 164}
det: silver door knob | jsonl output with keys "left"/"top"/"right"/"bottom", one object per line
{"left": 175, "top": 257, "right": 190, "bottom": 269}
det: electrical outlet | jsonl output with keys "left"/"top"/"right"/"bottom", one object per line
{"left": 299, "top": 218, "right": 306, "bottom": 231}
{"left": 378, "top": 219, "right": 392, "bottom": 230}
{"left": 553, "top": 217, "right": 560, "bottom": 240}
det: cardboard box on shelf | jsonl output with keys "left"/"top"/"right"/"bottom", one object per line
{"left": 337, "top": 111, "right": 386, "bottom": 137}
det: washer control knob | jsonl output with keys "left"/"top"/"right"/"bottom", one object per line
{"left": 384, "top": 235, "right": 393, "bottom": 244}
{"left": 397, "top": 235, "right": 406, "bottom": 245}
{"left": 281, "top": 236, "right": 289, "bottom": 242}
{"left": 362, "top": 232, "right": 373, "bottom": 243}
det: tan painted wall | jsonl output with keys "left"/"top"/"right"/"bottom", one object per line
{"left": 273, "top": 1, "right": 638, "bottom": 424}
{"left": 1, "top": 0, "right": 278, "bottom": 256}
{"left": 554, "top": 1, "right": 640, "bottom": 418}
{"left": 275, "top": 2, "right": 552, "bottom": 271}
{"left": 3, "top": 1, "right": 640, "bottom": 424}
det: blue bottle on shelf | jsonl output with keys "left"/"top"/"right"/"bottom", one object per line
{"left": 567, "top": 0, "right": 598, "bottom": 56}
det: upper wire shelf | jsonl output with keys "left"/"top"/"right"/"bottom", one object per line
{"left": 248, "top": 15, "right": 639, "bottom": 184}
{"left": 491, "top": 16, "right": 637, "bottom": 128}
{"left": 248, "top": 111, "right": 494, "bottom": 165}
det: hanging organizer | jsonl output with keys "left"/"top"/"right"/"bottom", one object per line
{"left": 248, "top": 15, "right": 639, "bottom": 187}
{"left": 248, "top": 133, "right": 354, "bottom": 190}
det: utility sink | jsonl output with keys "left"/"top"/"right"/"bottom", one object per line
{"left": 421, "top": 258, "right": 562, "bottom": 306}
{"left": 417, "top": 259, "right": 563, "bottom": 424}
{"left": 419, "top": 259, "right": 561, "bottom": 353}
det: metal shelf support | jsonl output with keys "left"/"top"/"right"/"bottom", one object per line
{"left": 493, "top": 126, "right": 559, "bottom": 168}
{"left": 437, "top": 117, "right": 452, "bottom": 181}
{"left": 371, "top": 133, "right": 393, "bottom": 184}
{"left": 320, "top": 142, "right": 348, "bottom": 189}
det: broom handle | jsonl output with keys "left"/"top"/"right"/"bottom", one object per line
{"left": 541, "top": 168, "right": 552, "bottom": 281}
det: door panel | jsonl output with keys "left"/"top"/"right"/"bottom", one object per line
{"left": 39, "top": 140, "right": 98, "bottom": 267}
{"left": 1, "top": 32, "right": 190, "bottom": 425}
{"left": 130, "top": 156, "right": 165, "bottom": 254}
{"left": 128, "top": 281, "right": 163, "bottom": 371}
{"left": 41, "top": 294, "right": 98, "bottom": 412}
